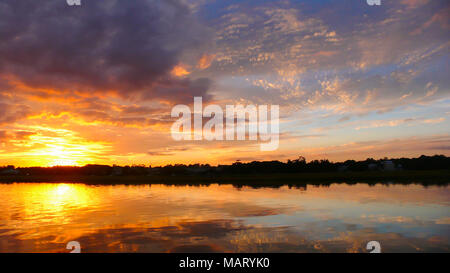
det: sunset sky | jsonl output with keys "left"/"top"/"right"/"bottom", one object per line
{"left": 0, "top": 0, "right": 449, "bottom": 167}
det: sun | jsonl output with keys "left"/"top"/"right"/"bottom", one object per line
{"left": 44, "top": 142, "right": 81, "bottom": 166}
{"left": 53, "top": 184, "right": 72, "bottom": 195}
{"left": 0, "top": 126, "right": 111, "bottom": 167}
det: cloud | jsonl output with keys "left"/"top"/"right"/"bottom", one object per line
{"left": 0, "top": 0, "right": 448, "bottom": 166}
{"left": 13, "top": 130, "right": 37, "bottom": 140}
{"left": 171, "top": 64, "right": 191, "bottom": 77}
{"left": 0, "top": 0, "right": 212, "bottom": 103}
{"left": 197, "top": 54, "right": 216, "bottom": 69}
{"left": 147, "top": 147, "right": 189, "bottom": 156}
{"left": 0, "top": 131, "right": 7, "bottom": 141}
{"left": 355, "top": 118, "right": 416, "bottom": 130}
{"left": 423, "top": 117, "right": 446, "bottom": 124}
{"left": 0, "top": 130, "right": 37, "bottom": 143}
{"left": 292, "top": 135, "right": 450, "bottom": 161}
{"left": 142, "top": 77, "right": 212, "bottom": 104}
{"left": 0, "top": 102, "right": 32, "bottom": 125}
{"left": 400, "top": 0, "right": 430, "bottom": 9}
{"left": 199, "top": 0, "right": 449, "bottom": 116}
{"left": 355, "top": 117, "right": 445, "bottom": 130}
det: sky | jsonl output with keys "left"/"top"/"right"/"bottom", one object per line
{"left": 0, "top": 0, "right": 449, "bottom": 167}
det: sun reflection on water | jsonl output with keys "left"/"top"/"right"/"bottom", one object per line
{"left": 0, "top": 183, "right": 448, "bottom": 253}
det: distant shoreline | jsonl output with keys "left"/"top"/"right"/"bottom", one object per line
{"left": 0, "top": 170, "right": 448, "bottom": 187}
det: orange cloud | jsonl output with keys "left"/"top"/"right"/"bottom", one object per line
{"left": 0, "top": 126, "right": 112, "bottom": 167}
{"left": 171, "top": 64, "right": 191, "bottom": 77}
{"left": 400, "top": 0, "right": 430, "bottom": 9}
{"left": 314, "top": 51, "right": 337, "bottom": 57}
{"left": 197, "top": 54, "right": 216, "bottom": 69}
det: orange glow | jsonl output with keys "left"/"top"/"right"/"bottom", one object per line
{"left": 0, "top": 126, "right": 111, "bottom": 167}
{"left": 197, "top": 54, "right": 215, "bottom": 69}
{"left": 171, "top": 64, "right": 190, "bottom": 77}
{"left": 0, "top": 183, "right": 448, "bottom": 252}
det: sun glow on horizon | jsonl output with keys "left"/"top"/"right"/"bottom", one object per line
{"left": 0, "top": 126, "right": 112, "bottom": 167}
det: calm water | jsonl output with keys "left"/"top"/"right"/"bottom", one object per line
{"left": 0, "top": 182, "right": 448, "bottom": 253}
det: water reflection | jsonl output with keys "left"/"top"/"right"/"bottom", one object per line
{"left": 0, "top": 183, "right": 448, "bottom": 252}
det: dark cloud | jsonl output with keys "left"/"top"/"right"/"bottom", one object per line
{"left": 0, "top": 131, "right": 7, "bottom": 140}
{"left": 0, "top": 130, "right": 36, "bottom": 142}
{"left": 13, "top": 130, "right": 37, "bottom": 140}
{"left": 119, "top": 105, "right": 160, "bottom": 115}
{"left": 144, "top": 77, "right": 212, "bottom": 104}
{"left": 74, "top": 109, "right": 172, "bottom": 127}
{"left": 0, "top": 0, "right": 212, "bottom": 102}
{"left": 0, "top": 102, "right": 32, "bottom": 125}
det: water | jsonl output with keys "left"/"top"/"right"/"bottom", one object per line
{"left": 0, "top": 182, "right": 448, "bottom": 253}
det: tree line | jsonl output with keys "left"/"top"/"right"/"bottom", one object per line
{"left": 0, "top": 155, "right": 448, "bottom": 176}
